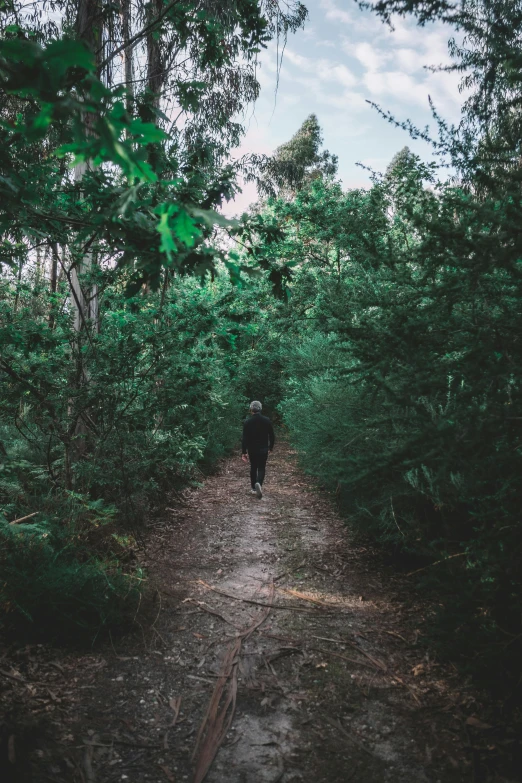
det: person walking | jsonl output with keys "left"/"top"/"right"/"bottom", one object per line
{"left": 241, "top": 401, "right": 275, "bottom": 499}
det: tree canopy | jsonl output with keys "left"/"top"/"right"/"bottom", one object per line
{"left": 1, "top": 0, "right": 522, "bottom": 700}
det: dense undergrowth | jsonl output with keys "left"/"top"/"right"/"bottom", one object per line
{"left": 0, "top": 0, "right": 305, "bottom": 640}
{"left": 2, "top": 0, "right": 522, "bottom": 699}
{"left": 255, "top": 151, "right": 522, "bottom": 693}
{"left": 0, "top": 274, "right": 249, "bottom": 638}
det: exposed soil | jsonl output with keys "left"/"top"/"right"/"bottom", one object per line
{"left": 1, "top": 443, "right": 519, "bottom": 782}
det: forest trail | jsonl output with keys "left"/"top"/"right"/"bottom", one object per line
{"left": 4, "top": 444, "right": 478, "bottom": 783}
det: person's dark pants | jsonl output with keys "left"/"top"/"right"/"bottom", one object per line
{"left": 249, "top": 449, "right": 268, "bottom": 489}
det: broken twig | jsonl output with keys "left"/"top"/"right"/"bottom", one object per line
{"left": 406, "top": 552, "right": 466, "bottom": 577}
{"left": 277, "top": 587, "right": 333, "bottom": 608}
{"left": 195, "top": 580, "right": 319, "bottom": 613}
{"left": 9, "top": 511, "right": 39, "bottom": 525}
{"left": 192, "top": 583, "right": 275, "bottom": 783}
{"left": 324, "top": 715, "right": 376, "bottom": 757}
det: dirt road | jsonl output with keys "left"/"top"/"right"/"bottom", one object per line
{"left": 3, "top": 444, "right": 480, "bottom": 782}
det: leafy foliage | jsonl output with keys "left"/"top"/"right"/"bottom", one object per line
{"left": 0, "top": 0, "right": 305, "bottom": 638}
{"left": 249, "top": 128, "right": 522, "bottom": 688}
{"left": 251, "top": 113, "right": 338, "bottom": 199}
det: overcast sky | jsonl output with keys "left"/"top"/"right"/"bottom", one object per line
{"left": 227, "top": 0, "right": 464, "bottom": 214}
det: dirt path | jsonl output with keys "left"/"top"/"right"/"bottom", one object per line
{"left": 3, "top": 444, "right": 492, "bottom": 782}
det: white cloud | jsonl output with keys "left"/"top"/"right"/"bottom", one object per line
{"left": 319, "top": 62, "right": 357, "bottom": 88}
{"left": 320, "top": 0, "right": 353, "bottom": 26}
{"left": 289, "top": 73, "right": 366, "bottom": 112}
{"left": 358, "top": 156, "right": 391, "bottom": 171}
{"left": 223, "top": 179, "right": 259, "bottom": 217}
{"left": 284, "top": 48, "right": 357, "bottom": 88}
{"left": 280, "top": 93, "right": 302, "bottom": 107}
{"left": 283, "top": 48, "right": 311, "bottom": 69}
{"left": 394, "top": 47, "right": 421, "bottom": 73}
{"left": 352, "top": 41, "right": 390, "bottom": 71}
{"left": 363, "top": 70, "right": 432, "bottom": 108}
{"left": 315, "top": 39, "right": 336, "bottom": 48}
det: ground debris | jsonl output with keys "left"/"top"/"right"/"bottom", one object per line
{"left": 1, "top": 443, "right": 517, "bottom": 782}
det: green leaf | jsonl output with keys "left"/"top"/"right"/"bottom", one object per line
{"left": 45, "top": 39, "right": 94, "bottom": 74}
{"left": 156, "top": 206, "right": 178, "bottom": 260}
{"left": 171, "top": 209, "right": 200, "bottom": 247}
{"left": 190, "top": 207, "right": 238, "bottom": 229}
{"left": 133, "top": 159, "right": 158, "bottom": 183}
{"left": 0, "top": 38, "right": 40, "bottom": 65}
{"left": 128, "top": 118, "right": 168, "bottom": 144}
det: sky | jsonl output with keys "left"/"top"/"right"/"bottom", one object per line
{"left": 227, "top": 0, "right": 464, "bottom": 214}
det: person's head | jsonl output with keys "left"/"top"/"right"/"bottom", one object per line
{"left": 250, "top": 400, "right": 262, "bottom": 414}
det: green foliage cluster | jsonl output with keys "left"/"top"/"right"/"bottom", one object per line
{"left": 3, "top": 0, "right": 522, "bottom": 695}
{"left": 0, "top": 0, "right": 306, "bottom": 638}
{"left": 0, "top": 271, "right": 247, "bottom": 637}
{"left": 237, "top": 0, "right": 522, "bottom": 686}
{"left": 273, "top": 169, "right": 522, "bottom": 684}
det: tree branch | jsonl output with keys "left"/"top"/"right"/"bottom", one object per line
{"left": 98, "top": 0, "right": 181, "bottom": 73}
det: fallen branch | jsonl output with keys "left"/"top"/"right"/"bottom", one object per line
{"left": 83, "top": 738, "right": 164, "bottom": 750}
{"left": 309, "top": 647, "right": 379, "bottom": 671}
{"left": 383, "top": 630, "right": 408, "bottom": 643}
{"left": 311, "top": 636, "right": 387, "bottom": 671}
{"left": 195, "top": 580, "right": 319, "bottom": 613}
{"left": 324, "top": 715, "right": 376, "bottom": 758}
{"left": 192, "top": 584, "right": 274, "bottom": 783}
{"left": 388, "top": 672, "right": 422, "bottom": 705}
{"left": 9, "top": 511, "right": 39, "bottom": 525}
{"left": 266, "top": 647, "right": 303, "bottom": 664}
{"left": 169, "top": 696, "right": 181, "bottom": 727}
{"left": 187, "top": 674, "right": 220, "bottom": 685}
{"left": 342, "top": 640, "right": 387, "bottom": 672}
{"left": 164, "top": 696, "right": 182, "bottom": 750}
{"left": 83, "top": 745, "right": 96, "bottom": 783}
{"left": 184, "top": 598, "right": 240, "bottom": 629}
{"left": 277, "top": 587, "right": 333, "bottom": 608}
{"left": 273, "top": 560, "right": 306, "bottom": 582}
{"left": 406, "top": 552, "right": 466, "bottom": 577}
{"left": 257, "top": 633, "right": 385, "bottom": 672}
{"left": 259, "top": 632, "right": 300, "bottom": 644}
{"left": 0, "top": 668, "right": 47, "bottom": 687}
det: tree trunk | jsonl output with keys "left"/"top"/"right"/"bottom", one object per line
{"left": 49, "top": 244, "right": 58, "bottom": 329}
{"left": 143, "top": 0, "right": 165, "bottom": 174}
{"left": 67, "top": 0, "right": 104, "bottom": 474}
{"left": 121, "top": 0, "right": 135, "bottom": 115}
{"left": 70, "top": 0, "right": 102, "bottom": 336}
{"left": 13, "top": 258, "right": 23, "bottom": 313}
{"left": 147, "top": 0, "right": 164, "bottom": 106}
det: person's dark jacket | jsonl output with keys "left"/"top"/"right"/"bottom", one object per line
{"left": 242, "top": 413, "right": 275, "bottom": 455}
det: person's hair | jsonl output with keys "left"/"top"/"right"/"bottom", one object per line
{"left": 250, "top": 400, "right": 262, "bottom": 412}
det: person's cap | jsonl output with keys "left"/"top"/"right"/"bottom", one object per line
{"left": 250, "top": 400, "right": 262, "bottom": 412}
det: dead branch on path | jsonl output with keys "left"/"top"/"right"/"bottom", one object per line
{"left": 311, "top": 635, "right": 422, "bottom": 703}
{"left": 406, "top": 552, "right": 466, "bottom": 577}
{"left": 383, "top": 630, "right": 408, "bottom": 643}
{"left": 311, "top": 636, "right": 387, "bottom": 671}
{"left": 273, "top": 560, "right": 306, "bottom": 582}
{"left": 194, "top": 580, "right": 320, "bottom": 613}
{"left": 163, "top": 696, "right": 182, "bottom": 749}
{"left": 341, "top": 640, "right": 387, "bottom": 672}
{"left": 183, "top": 598, "right": 240, "bottom": 629}
{"left": 323, "top": 715, "right": 377, "bottom": 758}
{"left": 310, "top": 647, "right": 380, "bottom": 670}
{"left": 257, "top": 632, "right": 376, "bottom": 669}
{"left": 277, "top": 587, "right": 334, "bottom": 608}
{"left": 83, "top": 744, "right": 96, "bottom": 783}
{"left": 192, "top": 583, "right": 275, "bottom": 783}
{"left": 388, "top": 672, "right": 422, "bottom": 705}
